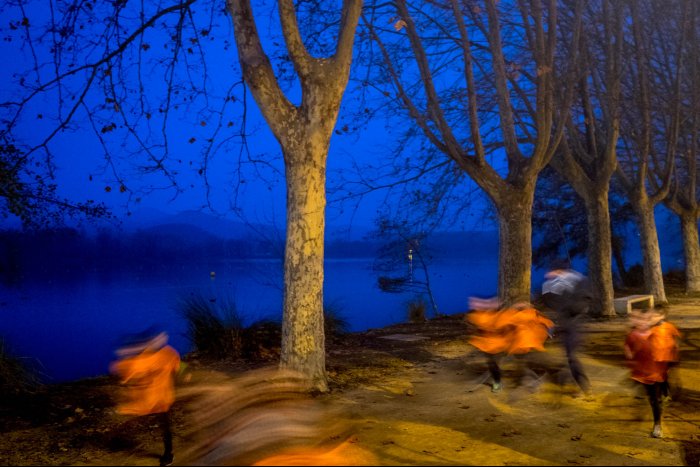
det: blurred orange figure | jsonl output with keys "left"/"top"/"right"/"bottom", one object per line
{"left": 624, "top": 307, "right": 681, "bottom": 438}
{"left": 111, "top": 330, "right": 185, "bottom": 466}
{"left": 506, "top": 302, "right": 554, "bottom": 355}
{"left": 467, "top": 299, "right": 511, "bottom": 355}
{"left": 253, "top": 440, "right": 374, "bottom": 466}
{"left": 467, "top": 298, "right": 553, "bottom": 393}
{"left": 650, "top": 317, "right": 681, "bottom": 363}
{"left": 177, "top": 368, "right": 376, "bottom": 466}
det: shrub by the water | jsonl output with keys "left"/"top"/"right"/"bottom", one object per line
{"left": 0, "top": 339, "right": 40, "bottom": 397}
{"left": 407, "top": 298, "right": 427, "bottom": 323}
{"left": 181, "top": 293, "right": 354, "bottom": 360}
{"left": 179, "top": 293, "right": 243, "bottom": 359}
{"left": 663, "top": 268, "right": 686, "bottom": 287}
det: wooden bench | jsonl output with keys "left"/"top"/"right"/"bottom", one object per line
{"left": 613, "top": 294, "right": 654, "bottom": 315}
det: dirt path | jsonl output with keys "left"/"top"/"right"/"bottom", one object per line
{"left": 329, "top": 338, "right": 698, "bottom": 465}
{"left": 2, "top": 299, "right": 700, "bottom": 466}
{"left": 322, "top": 302, "right": 700, "bottom": 466}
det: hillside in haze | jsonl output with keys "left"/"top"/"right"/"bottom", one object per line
{"left": 0, "top": 207, "right": 689, "bottom": 286}
{"left": 120, "top": 208, "right": 268, "bottom": 239}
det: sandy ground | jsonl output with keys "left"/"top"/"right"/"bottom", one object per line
{"left": 326, "top": 310, "right": 700, "bottom": 466}
{"left": 2, "top": 296, "right": 700, "bottom": 466}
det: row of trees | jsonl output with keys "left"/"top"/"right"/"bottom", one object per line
{"left": 0, "top": 225, "right": 399, "bottom": 283}
{"left": 345, "top": 0, "right": 699, "bottom": 319}
{"left": 0, "top": 227, "right": 279, "bottom": 282}
{"left": 2, "top": 0, "right": 699, "bottom": 389}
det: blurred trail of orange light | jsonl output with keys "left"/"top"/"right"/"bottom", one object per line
{"left": 178, "top": 367, "right": 377, "bottom": 466}
{"left": 468, "top": 306, "right": 553, "bottom": 355}
{"left": 253, "top": 440, "right": 376, "bottom": 466}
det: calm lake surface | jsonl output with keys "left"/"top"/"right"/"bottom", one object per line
{"left": 1, "top": 257, "right": 549, "bottom": 383}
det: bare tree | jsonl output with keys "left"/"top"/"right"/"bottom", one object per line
{"left": 616, "top": 0, "right": 689, "bottom": 304}
{"left": 361, "top": 0, "right": 582, "bottom": 304}
{"left": 666, "top": 150, "right": 700, "bottom": 293}
{"left": 1, "top": 0, "right": 362, "bottom": 391}
{"left": 228, "top": 0, "right": 362, "bottom": 391}
{"left": 663, "top": 1, "right": 700, "bottom": 294}
{"left": 547, "top": 0, "right": 623, "bottom": 316}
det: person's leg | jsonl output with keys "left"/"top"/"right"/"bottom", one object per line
{"left": 514, "top": 353, "right": 540, "bottom": 391}
{"left": 567, "top": 353, "right": 585, "bottom": 383}
{"left": 564, "top": 330, "right": 590, "bottom": 393}
{"left": 159, "top": 411, "right": 174, "bottom": 466}
{"left": 487, "top": 353, "right": 502, "bottom": 392}
{"left": 644, "top": 383, "right": 662, "bottom": 437}
{"left": 661, "top": 362, "right": 678, "bottom": 402}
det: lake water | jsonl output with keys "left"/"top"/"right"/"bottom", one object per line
{"left": 0, "top": 257, "right": 549, "bottom": 383}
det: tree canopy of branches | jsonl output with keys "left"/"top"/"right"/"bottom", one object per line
{"left": 663, "top": 0, "right": 700, "bottom": 293}
{"left": 0, "top": 143, "right": 109, "bottom": 229}
{"left": 544, "top": 0, "right": 623, "bottom": 316}
{"left": 360, "top": 0, "right": 582, "bottom": 304}
{"left": 615, "top": 0, "right": 691, "bottom": 304}
{"left": 1, "top": 0, "right": 363, "bottom": 391}
{"left": 1, "top": 0, "right": 247, "bottom": 212}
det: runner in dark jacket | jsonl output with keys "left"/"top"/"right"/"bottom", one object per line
{"left": 541, "top": 259, "right": 593, "bottom": 394}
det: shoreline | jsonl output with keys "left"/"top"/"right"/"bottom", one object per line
{"left": 2, "top": 290, "right": 700, "bottom": 465}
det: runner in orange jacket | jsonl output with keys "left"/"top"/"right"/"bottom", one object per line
{"left": 624, "top": 307, "right": 681, "bottom": 438}
{"left": 505, "top": 303, "right": 554, "bottom": 355}
{"left": 467, "top": 298, "right": 553, "bottom": 393}
{"left": 111, "top": 330, "right": 186, "bottom": 466}
{"left": 467, "top": 297, "right": 510, "bottom": 393}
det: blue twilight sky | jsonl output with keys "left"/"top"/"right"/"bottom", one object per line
{"left": 0, "top": 0, "right": 489, "bottom": 237}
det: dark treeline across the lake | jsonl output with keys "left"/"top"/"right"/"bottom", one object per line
{"left": 0, "top": 224, "right": 276, "bottom": 284}
{"left": 0, "top": 225, "right": 500, "bottom": 284}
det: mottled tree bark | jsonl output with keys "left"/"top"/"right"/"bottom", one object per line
{"left": 584, "top": 192, "right": 615, "bottom": 316}
{"left": 679, "top": 214, "right": 700, "bottom": 293}
{"left": 281, "top": 141, "right": 328, "bottom": 390}
{"left": 634, "top": 198, "right": 667, "bottom": 304}
{"left": 551, "top": 154, "right": 618, "bottom": 317}
{"left": 496, "top": 190, "right": 535, "bottom": 304}
{"left": 228, "top": 0, "right": 362, "bottom": 391}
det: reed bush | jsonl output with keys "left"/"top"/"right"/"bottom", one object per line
{"left": 179, "top": 293, "right": 243, "bottom": 359}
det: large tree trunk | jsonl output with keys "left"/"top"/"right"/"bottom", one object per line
{"left": 228, "top": 0, "right": 362, "bottom": 392}
{"left": 584, "top": 191, "right": 615, "bottom": 317}
{"left": 495, "top": 188, "right": 534, "bottom": 304}
{"left": 635, "top": 202, "right": 667, "bottom": 304}
{"left": 679, "top": 214, "right": 700, "bottom": 293}
{"left": 281, "top": 140, "right": 328, "bottom": 392}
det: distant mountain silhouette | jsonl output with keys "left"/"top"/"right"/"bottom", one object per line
{"left": 122, "top": 209, "right": 272, "bottom": 239}
{"left": 121, "top": 210, "right": 500, "bottom": 259}
{"left": 123, "top": 208, "right": 377, "bottom": 242}
{"left": 116, "top": 206, "right": 689, "bottom": 267}
{"left": 136, "top": 222, "right": 220, "bottom": 241}
{"left": 0, "top": 204, "right": 503, "bottom": 262}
